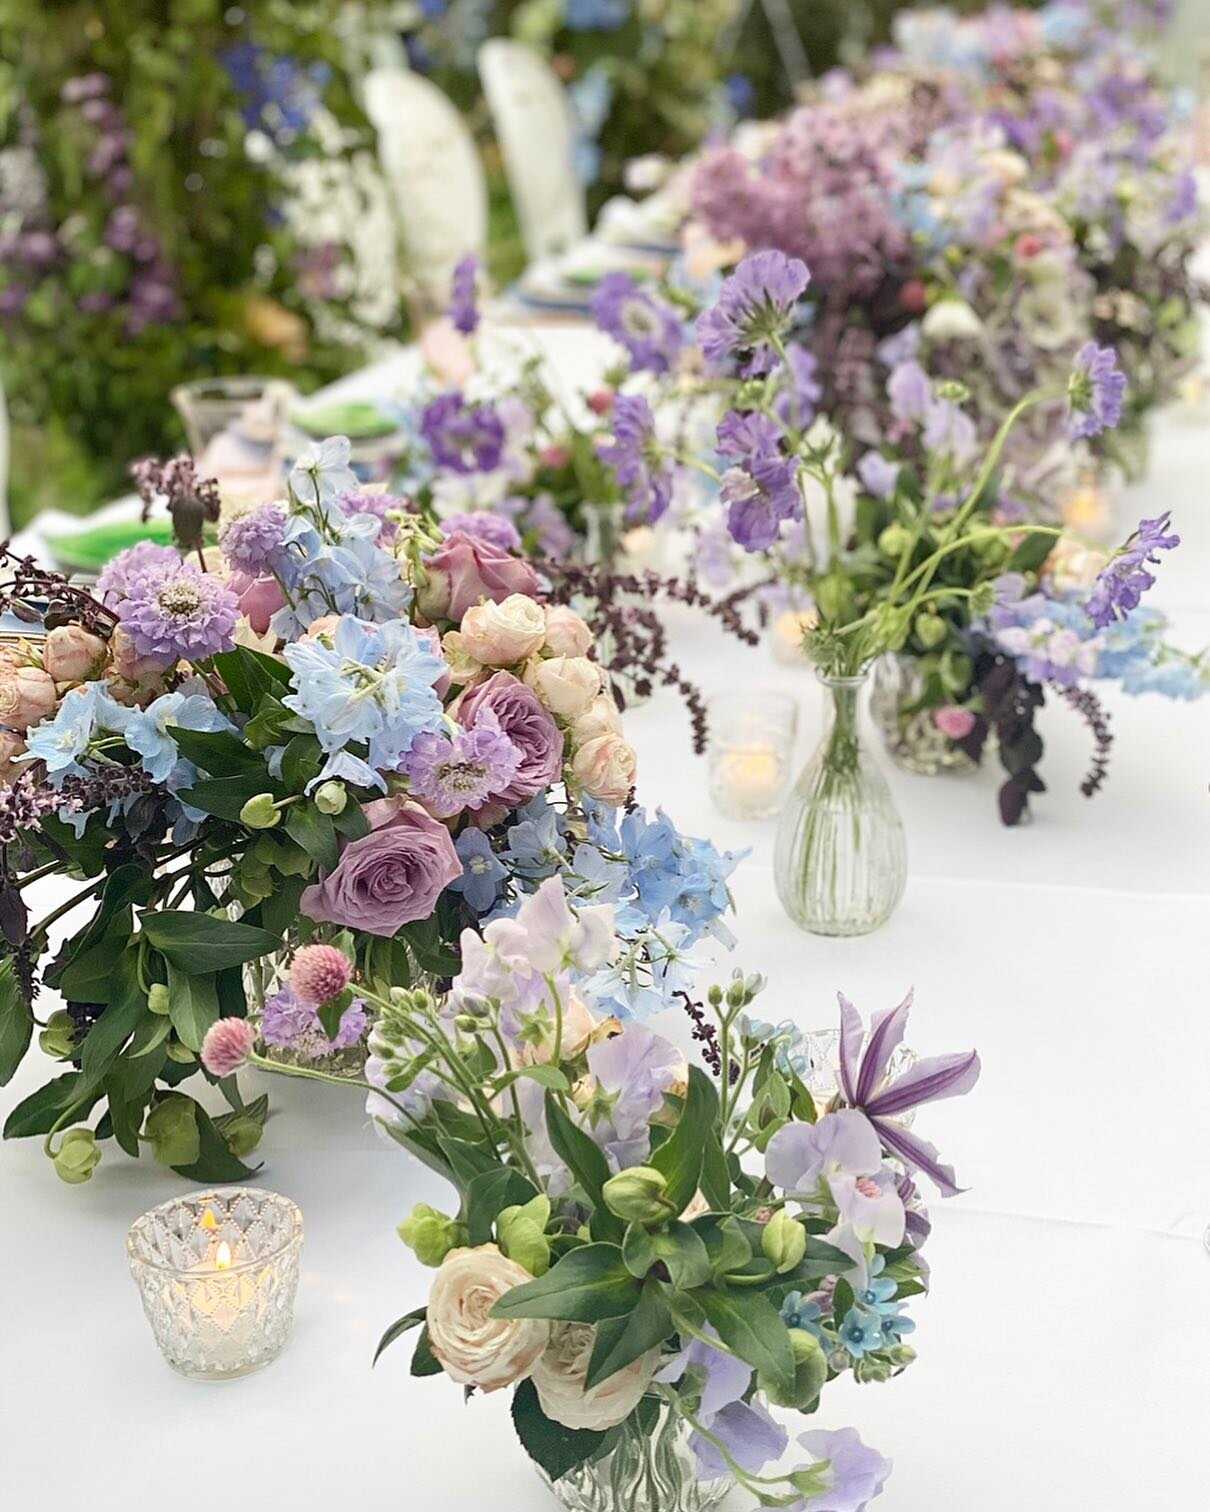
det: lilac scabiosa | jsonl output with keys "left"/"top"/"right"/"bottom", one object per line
{"left": 447, "top": 253, "right": 481, "bottom": 335}
{"left": 401, "top": 720, "right": 523, "bottom": 818}
{"left": 590, "top": 272, "right": 683, "bottom": 374}
{"left": 716, "top": 409, "right": 782, "bottom": 459}
{"left": 695, "top": 249, "right": 810, "bottom": 375}
{"left": 1066, "top": 341, "right": 1127, "bottom": 439}
{"left": 219, "top": 501, "right": 287, "bottom": 575}
{"left": 596, "top": 393, "right": 676, "bottom": 523}
{"left": 1085, "top": 512, "right": 1180, "bottom": 628}
{"left": 95, "top": 540, "right": 181, "bottom": 606}
{"left": 721, "top": 446, "right": 801, "bottom": 551}
{"left": 116, "top": 560, "right": 239, "bottom": 664}
{"left": 420, "top": 392, "right": 505, "bottom": 473}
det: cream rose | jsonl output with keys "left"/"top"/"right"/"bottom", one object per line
{"left": 426, "top": 1244, "right": 548, "bottom": 1392}
{"left": 514, "top": 990, "right": 600, "bottom": 1066}
{"left": 0, "top": 731, "right": 26, "bottom": 783}
{"left": 572, "top": 694, "right": 623, "bottom": 745}
{"left": 531, "top": 1322, "right": 658, "bottom": 1431}
{"left": 572, "top": 734, "right": 637, "bottom": 804}
{"left": 460, "top": 595, "right": 547, "bottom": 667}
{"left": 542, "top": 606, "right": 594, "bottom": 659}
{"left": 524, "top": 655, "right": 602, "bottom": 719}
{"left": 0, "top": 665, "right": 57, "bottom": 732}
{"left": 43, "top": 625, "right": 107, "bottom": 685}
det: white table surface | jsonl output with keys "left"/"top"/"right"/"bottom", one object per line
{"left": 2, "top": 321, "right": 1209, "bottom": 1510}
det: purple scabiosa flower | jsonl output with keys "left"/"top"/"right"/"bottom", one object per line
{"left": 1066, "top": 341, "right": 1127, "bottom": 440}
{"left": 219, "top": 502, "right": 287, "bottom": 575}
{"left": 401, "top": 719, "right": 522, "bottom": 818}
{"left": 796, "top": 1427, "right": 892, "bottom": 1512}
{"left": 1085, "top": 512, "right": 1180, "bottom": 628}
{"left": 695, "top": 249, "right": 810, "bottom": 374}
{"left": 922, "top": 398, "right": 977, "bottom": 464}
{"left": 447, "top": 253, "right": 481, "bottom": 335}
{"left": 420, "top": 392, "right": 505, "bottom": 473}
{"left": 721, "top": 447, "right": 801, "bottom": 551}
{"left": 596, "top": 393, "right": 676, "bottom": 522}
{"left": 95, "top": 540, "right": 181, "bottom": 606}
{"left": 439, "top": 510, "right": 521, "bottom": 552}
{"left": 590, "top": 272, "right": 683, "bottom": 374}
{"left": 716, "top": 409, "right": 782, "bottom": 459}
{"left": 116, "top": 561, "right": 239, "bottom": 664}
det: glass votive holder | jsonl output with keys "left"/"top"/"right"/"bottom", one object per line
{"left": 707, "top": 691, "right": 798, "bottom": 821}
{"left": 127, "top": 1188, "right": 303, "bottom": 1381}
{"left": 802, "top": 1028, "right": 918, "bottom": 1125}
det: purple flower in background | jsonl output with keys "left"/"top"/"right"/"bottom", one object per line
{"left": 796, "top": 1427, "right": 892, "bottom": 1512}
{"left": 695, "top": 250, "right": 810, "bottom": 374}
{"left": 340, "top": 490, "right": 409, "bottom": 545}
{"left": 261, "top": 985, "right": 367, "bottom": 1054}
{"left": 887, "top": 360, "right": 932, "bottom": 424}
{"left": 116, "top": 560, "right": 239, "bottom": 664}
{"left": 448, "top": 254, "right": 481, "bottom": 335}
{"left": 591, "top": 272, "right": 683, "bottom": 374}
{"left": 420, "top": 392, "right": 505, "bottom": 473}
{"left": 922, "top": 398, "right": 977, "bottom": 463}
{"left": 856, "top": 452, "right": 900, "bottom": 498}
{"left": 716, "top": 410, "right": 782, "bottom": 459}
{"left": 95, "top": 540, "right": 181, "bottom": 606}
{"left": 836, "top": 991, "right": 980, "bottom": 1198}
{"left": 439, "top": 510, "right": 521, "bottom": 551}
{"left": 1066, "top": 341, "right": 1127, "bottom": 440}
{"left": 596, "top": 393, "right": 676, "bottom": 522}
{"left": 220, "top": 502, "right": 287, "bottom": 575}
{"left": 774, "top": 344, "right": 822, "bottom": 429}
{"left": 1085, "top": 513, "right": 1180, "bottom": 627}
{"left": 721, "top": 447, "right": 801, "bottom": 551}
{"left": 401, "top": 719, "right": 522, "bottom": 818}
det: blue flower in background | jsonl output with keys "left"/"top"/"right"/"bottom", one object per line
{"left": 723, "top": 72, "right": 755, "bottom": 117}
{"left": 448, "top": 828, "right": 508, "bottom": 913}
{"left": 565, "top": 0, "right": 631, "bottom": 31}
{"left": 838, "top": 1307, "right": 884, "bottom": 1359}
{"left": 222, "top": 43, "right": 329, "bottom": 143}
{"left": 568, "top": 65, "right": 613, "bottom": 187}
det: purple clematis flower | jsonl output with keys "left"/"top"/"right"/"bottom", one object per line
{"left": 836, "top": 991, "right": 980, "bottom": 1198}
{"left": 1085, "top": 513, "right": 1180, "bottom": 628}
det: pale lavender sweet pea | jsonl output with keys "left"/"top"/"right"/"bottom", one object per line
{"left": 585, "top": 1022, "right": 684, "bottom": 1169}
{"left": 766, "top": 1109, "right": 905, "bottom": 1247}
{"left": 856, "top": 452, "right": 899, "bottom": 498}
{"left": 887, "top": 361, "right": 931, "bottom": 424}
{"left": 795, "top": 1427, "right": 892, "bottom": 1512}
{"left": 658, "top": 1331, "right": 788, "bottom": 1480}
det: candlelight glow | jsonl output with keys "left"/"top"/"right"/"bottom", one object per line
{"left": 200, "top": 1208, "right": 218, "bottom": 1232}
{"left": 215, "top": 1241, "right": 233, "bottom": 1270}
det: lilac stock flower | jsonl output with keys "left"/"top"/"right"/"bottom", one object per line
{"left": 116, "top": 560, "right": 239, "bottom": 664}
{"left": 596, "top": 393, "right": 676, "bottom": 523}
{"left": 1066, "top": 341, "right": 1127, "bottom": 440}
{"left": 1085, "top": 513, "right": 1180, "bottom": 628}
{"left": 695, "top": 250, "right": 810, "bottom": 375}
{"left": 420, "top": 392, "right": 505, "bottom": 473}
{"left": 401, "top": 719, "right": 522, "bottom": 818}
{"left": 448, "top": 253, "right": 480, "bottom": 335}
{"left": 439, "top": 509, "right": 521, "bottom": 551}
{"left": 796, "top": 1427, "right": 893, "bottom": 1512}
{"left": 447, "top": 827, "right": 508, "bottom": 913}
{"left": 836, "top": 991, "right": 980, "bottom": 1198}
{"left": 220, "top": 502, "right": 287, "bottom": 575}
{"left": 856, "top": 452, "right": 900, "bottom": 498}
{"left": 721, "top": 447, "right": 802, "bottom": 551}
{"left": 95, "top": 540, "right": 181, "bottom": 606}
{"left": 591, "top": 272, "right": 683, "bottom": 374}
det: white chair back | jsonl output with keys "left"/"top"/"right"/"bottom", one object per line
{"left": 478, "top": 40, "right": 587, "bottom": 264}
{"left": 363, "top": 67, "right": 487, "bottom": 313}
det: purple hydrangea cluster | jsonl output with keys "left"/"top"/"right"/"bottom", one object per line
{"left": 114, "top": 559, "right": 240, "bottom": 663}
{"left": 420, "top": 393, "right": 505, "bottom": 474}
{"left": 590, "top": 272, "right": 683, "bottom": 374}
{"left": 439, "top": 510, "right": 521, "bottom": 551}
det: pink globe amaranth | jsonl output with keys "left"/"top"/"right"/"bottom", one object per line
{"left": 417, "top": 530, "right": 540, "bottom": 623}
{"left": 933, "top": 705, "right": 977, "bottom": 740}
{"left": 451, "top": 670, "right": 563, "bottom": 806}
{"left": 288, "top": 943, "right": 353, "bottom": 1006}
{"left": 200, "top": 1017, "right": 257, "bottom": 1077}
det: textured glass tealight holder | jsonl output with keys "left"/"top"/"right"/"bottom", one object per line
{"left": 802, "top": 1029, "right": 918, "bottom": 1124}
{"left": 127, "top": 1188, "right": 303, "bottom": 1380}
{"left": 707, "top": 691, "right": 798, "bottom": 821}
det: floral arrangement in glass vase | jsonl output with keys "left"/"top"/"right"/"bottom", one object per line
{"left": 0, "top": 438, "right": 742, "bottom": 1185}
{"left": 197, "top": 881, "right": 978, "bottom": 1511}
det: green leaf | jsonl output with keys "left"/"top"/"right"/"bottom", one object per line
{"left": 211, "top": 646, "right": 292, "bottom": 712}
{"left": 466, "top": 1167, "right": 540, "bottom": 1246}
{"left": 693, "top": 1289, "right": 795, "bottom": 1399}
{"left": 648, "top": 1066, "right": 718, "bottom": 1213}
{"left": 622, "top": 1221, "right": 713, "bottom": 1290}
{"left": 373, "top": 1307, "right": 426, "bottom": 1367}
{"left": 411, "top": 1326, "right": 442, "bottom": 1377}
{"left": 80, "top": 957, "right": 147, "bottom": 1081}
{"left": 170, "top": 726, "right": 266, "bottom": 776}
{"left": 170, "top": 1101, "right": 262, "bottom": 1183}
{"left": 543, "top": 1092, "right": 621, "bottom": 1239}
{"left": 511, "top": 1378, "right": 607, "bottom": 1482}
{"left": 3, "top": 1073, "right": 100, "bottom": 1139}
{"left": 333, "top": 801, "right": 370, "bottom": 840}
{"left": 166, "top": 965, "right": 220, "bottom": 1052}
{"left": 436, "top": 1135, "right": 499, "bottom": 1192}
{"left": 490, "top": 1243, "right": 640, "bottom": 1323}
{"left": 496, "top": 1064, "right": 570, "bottom": 1093}
{"left": 692, "top": 1213, "right": 754, "bottom": 1277}
{"left": 585, "top": 1281, "right": 672, "bottom": 1391}
{"left": 831, "top": 1278, "right": 855, "bottom": 1328}
{"left": 283, "top": 802, "right": 338, "bottom": 873}
{"left": 279, "top": 733, "right": 325, "bottom": 793}
{"left": 1007, "top": 529, "right": 1058, "bottom": 575}
{"left": 700, "top": 1132, "right": 731, "bottom": 1212}
{"left": 177, "top": 771, "right": 286, "bottom": 822}
{"left": 140, "top": 911, "right": 281, "bottom": 973}
{"left": 0, "top": 957, "right": 32, "bottom": 1086}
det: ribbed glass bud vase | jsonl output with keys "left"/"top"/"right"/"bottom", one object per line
{"left": 542, "top": 1403, "right": 729, "bottom": 1512}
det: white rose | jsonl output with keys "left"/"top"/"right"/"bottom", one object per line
{"left": 514, "top": 991, "right": 601, "bottom": 1066}
{"left": 572, "top": 693, "right": 624, "bottom": 745}
{"left": 524, "top": 655, "right": 602, "bottom": 719}
{"left": 459, "top": 595, "right": 547, "bottom": 666}
{"left": 922, "top": 299, "right": 983, "bottom": 341}
{"left": 531, "top": 1322, "right": 658, "bottom": 1431}
{"left": 542, "top": 605, "right": 594, "bottom": 659}
{"left": 426, "top": 1244, "right": 548, "bottom": 1392}
{"left": 571, "top": 734, "right": 637, "bottom": 805}
{"left": 1047, "top": 537, "right": 1109, "bottom": 594}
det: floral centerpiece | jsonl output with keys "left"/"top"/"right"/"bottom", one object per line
{"left": 195, "top": 889, "right": 978, "bottom": 1511}
{"left": 0, "top": 438, "right": 741, "bottom": 1184}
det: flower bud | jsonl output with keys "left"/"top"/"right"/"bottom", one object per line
{"left": 761, "top": 1209, "right": 807, "bottom": 1274}
{"left": 313, "top": 781, "right": 348, "bottom": 816}
{"left": 601, "top": 1165, "right": 670, "bottom": 1224}
{"left": 147, "top": 983, "right": 171, "bottom": 1016}
{"left": 39, "top": 1010, "right": 77, "bottom": 1060}
{"left": 496, "top": 1195, "right": 552, "bottom": 1277}
{"left": 761, "top": 1327, "right": 828, "bottom": 1407}
{"left": 914, "top": 612, "right": 948, "bottom": 650}
{"left": 43, "top": 624, "right": 108, "bottom": 684}
{"left": 877, "top": 524, "right": 912, "bottom": 558}
{"left": 143, "top": 1095, "right": 201, "bottom": 1167}
{"left": 239, "top": 793, "right": 282, "bottom": 830}
{"left": 398, "top": 1203, "right": 467, "bottom": 1267}
{"left": 53, "top": 1127, "right": 101, "bottom": 1185}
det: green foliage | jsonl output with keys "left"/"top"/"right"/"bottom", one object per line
{"left": 510, "top": 1378, "right": 609, "bottom": 1482}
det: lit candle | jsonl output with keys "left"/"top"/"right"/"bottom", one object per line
{"left": 719, "top": 746, "right": 783, "bottom": 808}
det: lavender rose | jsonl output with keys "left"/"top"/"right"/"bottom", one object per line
{"left": 418, "top": 530, "right": 540, "bottom": 622}
{"left": 300, "top": 801, "right": 462, "bottom": 936}
{"left": 453, "top": 671, "right": 563, "bottom": 805}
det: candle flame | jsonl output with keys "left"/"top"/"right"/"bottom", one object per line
{"left": 215, "top": 1240, "right": 233, "bottom": 1270}
{"left": 200, "top": 1208, "right": 218, "bottom": 1232}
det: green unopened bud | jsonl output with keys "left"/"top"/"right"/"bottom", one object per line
{"left": 888, "top": 1344, "right": 917, "bottom": 1368}
{"left": 707, "top": 984, "right": 724, "bottom": 1008}
{"left": 601, "top": 1165, "right": 670, "bottom": 1224}
{"left": 877, "top": 523, "right": 912, "bottom": 558}
{"left": 725, "top": 975, "right": 747, "bottom": 1009}
{"left": 147, "top": 983, "right": 171, "bottom": 1016}
{"left": 165, "top": 1039, "right": 196, "bottom": 1064}
{"left": 914, "top": 612, "right": 948, "bottom": 650}
{"left": 53, "top": 1127, "right": 101, "bottom": 1185}
{"left": 39, "top": 1010, "right": 77, "bottom": 1060}
{"left": 935, "top": 378, "right": 970, "bottom": 402}
{"left": 854, "top": 1354, "right": 893, "bottom": 1383}
{"left": 143, "top": 1094, "right": 201, "bottom": 1168}
{"left": 452, "top": 1014, "right": 480, "bottom": 1034}
{"left": 969, "top": 581, "right": 998, "bottom": 616}
{"left": 398, "top": 1203, "right": 467, "bottom": 1267}
{"left": 239, "top": 793, "right": 282, "bottom": 830}
{"left": 760, "top": 1327, "right": 827, "bottom": 1408}
{"left": 221, "top": 1115, "right": 264, "bottom": 1160}
{"left": 761, "top": 1209, "right": 807, "bottom": 1273}
{"left": 497, "top": 1195, "right": 552, "bottom": 1277}
{"left": 313, "top": 781, "right": 348, "bottom": 816}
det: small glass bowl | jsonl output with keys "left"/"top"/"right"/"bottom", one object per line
{"left": 802, "top": 1029, "right": 919, "bottom": 1126}
{"left": 707, "top": 691, "right": 798, "bottom": 821}
{"left": 127, "top": 1188, "right": 303, "bottom": 1380}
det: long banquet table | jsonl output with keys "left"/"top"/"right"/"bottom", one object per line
{"left": 2, "top": 318, "right": 1209, "bottom": 1511}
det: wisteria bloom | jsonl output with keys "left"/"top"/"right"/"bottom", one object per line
{"left": 596, "top": 393, "right": 676, "bottom": 522}
{"left": 115, "top": 559, "right": 239, "bottom": 664}
{"left": 591, "top": 272, "right": 683, "bottom": 374}
{"left": 1085, "top": 513, "right": 1180, "bottom": 628}
{"left": 1066, "top": 341, "right": 1127, "bottom": 439}
{"left": 401, "top": 719, "right": 522, "bottom": 818}
{"left": 695, "top": 250, "right": 810, "bottom": 374}
{"left": 420, "top": 393, "right": 505, "bottom": 473}
{"left": 219, "top": 501, "right": 287, "bottom": 575}
{"left": 447, "top": 253, "right": 480, "bottom": 335}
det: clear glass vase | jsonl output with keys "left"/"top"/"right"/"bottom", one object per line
{"left": 869, "top": 654, "right": 978, "bottom": 778}
{"left": 542, "top": 1403, "right": 729, "bottom": 1512}
{"left": 774, "top": 670, "right": 908, "bottom": 936}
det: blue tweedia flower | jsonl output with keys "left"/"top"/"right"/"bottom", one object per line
{"left": 123, "top": 690, "right": 233, "bottom": 784}
{"left": 219, "top": 502, "right": 287, "bottom": 575}
{"left": 878, "top": 1305, "right": 916, "bottom": 1345}
{"left": 596, "top": 394, "right": 678, "bottom": 523}
{"left": 591, "top": 273, "right": 684, "bottom": 375}
{"left": 448, "top": 828, "right": 508, "bottom": 914}
{"left": 838, "top": 1307, "right": 884, "bottom": 1359}
{"left": 24, "top": 682, "right": 131, "bottom": 780}
{"left": 742, "top": 1015, "right": 809, "bottom": 1075}
{"left": 855, "top": 1254, "right": 898, "bottom": 1314}
{"left": 780, "top": 1290, "right": 824, "bottom": 1339}
{"left": 281, "top": 615, "right": 446, "bottom": 774}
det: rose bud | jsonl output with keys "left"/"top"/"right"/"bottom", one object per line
{"left": 0, "top": 665, "right": 57, "bottom": 732}
{"left": 43, "top": 624, "right": 107, "bottom": 684}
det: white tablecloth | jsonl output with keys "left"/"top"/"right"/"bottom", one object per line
{"left": 2, "top": 325, "right": 1209, "bottom": 1509}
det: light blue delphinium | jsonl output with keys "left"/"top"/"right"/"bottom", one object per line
{"left": 447, "top": 828, "right": 508, "bottom": 914}
{"left": 123, "top": 690, "right": 233, "bottom": 784}
{"left": 23, "top": 682, "right": 131, "bottom": 780}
